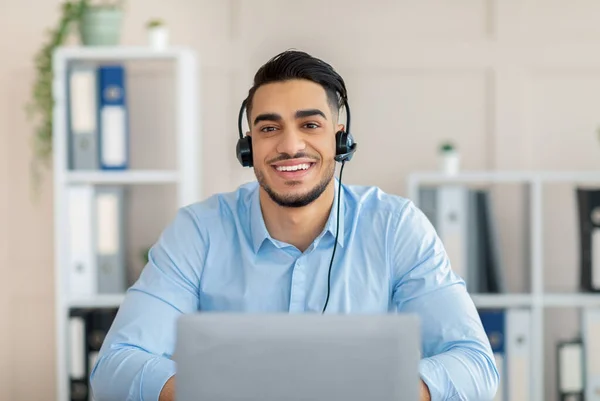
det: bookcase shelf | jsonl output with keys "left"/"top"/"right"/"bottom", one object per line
{"left": 407, "top": 169, "right": 600, "bottom": 401}
{"left": 471, "top": 293, "right": 600, "bottom": 308}
{"left": 543, "top": 293, "right": 600, "bottom": 308}
{"left": 52, "top": 46, "right": 200, "bottom": 401}
{"left": 471, "top": 293, "right": 534, "bottom": 308}
{"left": 67, "top": 294, "right": 126, "bottom": 309}
{"left": 65, "top": 170, "right": 180, "bottom": 184}
{"left": 54, "top": 45, "right": 192, "bottom": 61}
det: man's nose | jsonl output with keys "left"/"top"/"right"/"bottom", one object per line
{"left": 276, "top": 127, "right": 306, "bottom": 157}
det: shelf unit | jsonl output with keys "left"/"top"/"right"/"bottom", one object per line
{"left": 407, "top": 170, "right": 600, "bottom": 401}
{"left": 52, "top": 46, "right": 200, "bottom": 401}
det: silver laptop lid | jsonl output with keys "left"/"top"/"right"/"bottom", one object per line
{"left": 174, "top": 313, "right": 421, "bottom": 401}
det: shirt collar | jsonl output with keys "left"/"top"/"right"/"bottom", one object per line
{"left": 249, "top": 178, "right": 346, "bottom": 254}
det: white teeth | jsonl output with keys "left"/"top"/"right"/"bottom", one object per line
{"left": 276, "top": 163, "right": 311, "bottom": 172}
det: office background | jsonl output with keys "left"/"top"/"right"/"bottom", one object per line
{"left": 2, "top": 0, "right": 600, "bottom": 400}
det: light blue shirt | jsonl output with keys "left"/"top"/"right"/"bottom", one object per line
{"left": 90, "top": 178, "right": 499, "bottom": 401}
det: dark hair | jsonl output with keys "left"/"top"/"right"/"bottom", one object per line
{"left": 244, "top": 50, "right": 348, "bottom": 121}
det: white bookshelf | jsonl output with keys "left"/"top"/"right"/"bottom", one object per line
{"left": 407, "top": 170, "right": 600, "bottom": 401}
{"left": 52, "top": 46, "right": 200, "bottom": 401}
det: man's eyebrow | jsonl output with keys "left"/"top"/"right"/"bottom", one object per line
{"left": 253, "top": 109, "right": 327, "bottom": 126}
{"left": 296, "top": 109, "right": 327, "bottom": 120}
{"left": 253, "top": 113, "right": 282, "bottom": 126}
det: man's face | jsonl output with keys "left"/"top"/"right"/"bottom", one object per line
{"left": 248, "top": 79, "right": 342, "bottom": 208}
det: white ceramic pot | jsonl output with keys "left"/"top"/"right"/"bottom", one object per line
{"left": 148, "top": 26, "right": 169, "bottom": 49}
{"left": 440, "top": 151, "right": 460, "bottom": 175}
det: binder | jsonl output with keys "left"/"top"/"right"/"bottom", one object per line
{"left": 69, "top": 309, "right": 89, "bottom": 401}
{"left": 68, "top": 185, "right": 97, "bottom": 298}
{"left": 68, "top": 184, "right": 128, "bottom": 298}
{"left": 87, "top": 351, "right": 99, "bottom": 401}
{"left": 436, "top": 185, "right": 468, "bottom": 282}
{"left": 68, "top": 64, "right": 99, "bottom": 170}
{"left": 576, "top": 188, "right": 600, "bottom": 292}
{"left": 476, "top": 191, "right": 505, "bottom": 293}
{"left": 420, "top": 186, "right": 470, "bottom": 286}
{"left": 583, "top": 307, "right": 600, "bottom": 400}
{"left": 478, "top": 308, "right": 532, "bottom": 401}
{"left": 557, "top": 339, "right": 584, "bottom": 401}
{"left": 419, "top": 186, "right": 504, "bottom": 293}
{"left": 68, "top": 308, "right": 119, "bottom": 401}
{"left": 478, "top": 309, "right": 505, "bottom": 401}
{"left": 95, "top": 186, "right": 127, "bottom": 294}
{"left": 505, "top": 308, "right": 531, "bottom": 401}
{"left": 98, "top": 65, "right": 129, "bottom": 170}
{"left": 86, "top": 308, "right": 119, "bottom": 401}
{"left": 466, "top": 190, "right": 482, "bottom": 293}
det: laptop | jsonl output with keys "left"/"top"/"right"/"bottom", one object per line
{"left": 173, "top": 313, "right": 421, "bottom": 401}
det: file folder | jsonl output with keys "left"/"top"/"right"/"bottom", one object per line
{"left": 583, "top": 307, "right": 600, "bottom": 400}
{"left": 86, "top": 308, "right": 118, "bottom": 401}
{"left": 478, "top": 308, "right": 505, "bottom": 401}
{"left": 557, "top": 339, "right": 584, "bottom": 401}
{"left": 69, "top": 309, "right": 89, "bottom": 401}
{"left": 68, "top": 185, "right": 97, "bottom": 298}
{"left": 576, "top": 188, "right": 600, "bottom": 292}
{"left": 505, "top": 308, "right": 531, "bottom": 401}
{"left": 419, "top": 186, "right": 504, "bottom": 293}
{"left": 98, "top": 65, "right": 129, "bottom": 170}
{"left": 68, "top": 64, "right": 99, "bottom": 170}
{"left": 95, "top": 186, "right": 127, "bottom": 294}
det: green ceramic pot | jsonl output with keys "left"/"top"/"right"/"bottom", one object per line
{"left": 79, "top": 7, "right": 123, "bottom": 46}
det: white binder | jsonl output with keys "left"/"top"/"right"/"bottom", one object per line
{"left": 506, "top": 308, "right": 532, "bottom": 401}
{"left": 95, "top": 186, "right": 127, "bottom": 294}
{"left": 68, "top": 64, "right": 99, "bottom": 170}
{"left": 583, "top": 307, "right": 600, "bottom": 400}
{"left": 436, "top": 185, "right": 468, "bottom": 282}
{"left": 67, "top": 185, "right": 96, "bottom": 297}
{"left": 558, "top": 340, "right": 584, "bottom": 401}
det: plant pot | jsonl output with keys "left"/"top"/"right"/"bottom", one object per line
{"left": 147, "top": 26, "right": 169, "bottom": 49}
{"left": 440, "top": 151, "right": 460, "bottom": 175}
{"left": 79, "top": 7, "right": 123, "bottom": 46}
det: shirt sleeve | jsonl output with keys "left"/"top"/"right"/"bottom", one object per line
{"left": 390, "top": 201, "right": 499, "bottom": 401}
{"left": 89, "top": 207, "right": 206, "bottom": 401}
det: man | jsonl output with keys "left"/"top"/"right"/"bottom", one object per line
{"left": 90, "top": 50, "right": 499, "bottom": 401}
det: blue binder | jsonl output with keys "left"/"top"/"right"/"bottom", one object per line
{"left": 479, "top": 309, "right": 506, "bottom": 401}
{"left": 98, "top": 65, "right": 129, "bottom": 170}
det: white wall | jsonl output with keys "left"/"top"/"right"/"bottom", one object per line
{"left": 2, "top": 0, "right": 600, "bottom": 400}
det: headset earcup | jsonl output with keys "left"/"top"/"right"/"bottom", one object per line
{"left": 236, "top": 136, "right": 253, "bottom": 167}
{"left": 335, "top": 130, "right": 357, "bottom": 162}
{"left": 335, "top": 130, "right": 348, "bottom": 156}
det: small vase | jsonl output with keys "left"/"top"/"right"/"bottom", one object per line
{"left": 148, "top": 26, "right": 169, "bottom": 50}
{"left": 440, "top": 151, "right": 460, "bottom": 175}
{"left": 79, "top": 7, "right": 123, "bottom": 46}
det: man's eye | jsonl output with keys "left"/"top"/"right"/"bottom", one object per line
{"left": 304, "top": 123, "right": 319, "bottom": 129}
{"left": 260, "top": 126, "right": 276, "bottom": 132}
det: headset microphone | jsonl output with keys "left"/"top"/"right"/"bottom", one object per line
{"left": 236, "top": 96, "right": 357, "bottom": 314}
{"left": 333, "top": 145, "right": 357, "bottom": 163}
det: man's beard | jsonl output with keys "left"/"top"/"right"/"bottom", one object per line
{"left": 255, "top": 159, "right": 335, "bottom": 208}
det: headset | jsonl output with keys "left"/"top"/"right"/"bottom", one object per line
{"left": 236, "top": 96, "right": 357, "bottom": 313}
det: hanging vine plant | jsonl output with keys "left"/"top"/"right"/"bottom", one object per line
{"left": 25, "top": 1, "right": 86, "bottom": 195}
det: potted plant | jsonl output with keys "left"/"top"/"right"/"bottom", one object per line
{"left": 439, "top": 141, "right": 460, "bottom": 175}
{"left": 146, "top": 18, "right": 169, "bottom": 50}
{"left": 79, "top": 0, "right": 125, "bottom": 46}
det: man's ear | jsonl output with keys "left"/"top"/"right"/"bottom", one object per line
{"left": 336, "top": 123, "right": 345, "bottom": 133}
